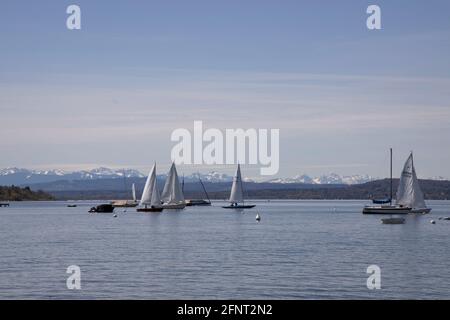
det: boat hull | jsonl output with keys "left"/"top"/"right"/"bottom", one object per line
{"left": 89, "top": 204, "right": 114, "bottom": 213}
{"left": 137, "top": 207, "right": 164, "bottom": 212}
{"left": 185, "top": 199, "right": 211, "bottom": 206}
{"left": 222, "top": 205, "right": 256, "bottom": 209}
{"left": 363, "top": 206, "right": 431, "bottom": 214}
{"left": 363, "top": 206, "right": 411, "bottom": 214}
{"left": 162, "top": 203, "right": 186, "bottom": 209}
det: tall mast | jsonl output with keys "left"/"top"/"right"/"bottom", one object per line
{"left": 390, "top": 148, "right": 393, "bottom": 205}
{"left": 199, "top": 178, "right": 211, "bottom": 203}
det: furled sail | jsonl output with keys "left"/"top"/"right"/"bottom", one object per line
{"left": 396, "top": 153, "right": 426, "bottom": 209}
{"left": 161, "top": 163, "right": 185, "bottom": 204}
{"left": 229, "top": 164, "right": 244, "bottom": 204}
{"left": 140, "top": 164, "right": 157, "bottom": 206}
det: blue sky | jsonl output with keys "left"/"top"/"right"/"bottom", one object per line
{"left": 1, "top": 0, "right": 450, "bottom": 179}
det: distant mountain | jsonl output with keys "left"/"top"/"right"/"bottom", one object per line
{"left": 182, "top": 171, "right": 233, "bottom": 183}
{"left": 0, "top": 167, "right": 144, "bottom": 185}
{"left": 267, "top": 173, "right": 375, "bottom": 185}
{"left": 0, "top": 166, "right": 446, "bottom": 189}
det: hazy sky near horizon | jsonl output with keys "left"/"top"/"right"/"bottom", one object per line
{"left": 1, "top": 0, "right": 450, "bottom": 179}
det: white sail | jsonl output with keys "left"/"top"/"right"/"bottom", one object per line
{"left": 150, "top": 178, "right": 162, "bottom": 206}
{"left": 140, "top": 164, "right": 157, "bottom": 206}
{"left": 161, "top": 163, "right": 185, "bottom": 204}
{"left": 132, "top": 183, "right": 136, "bottom": 201}
{"left": 396, "top": 153, "right": 426, "bottom": 209}
{"left": 229, "top": 164, "right": 244, "bottom": 204}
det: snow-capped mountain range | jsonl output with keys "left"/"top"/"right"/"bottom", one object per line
{"left": 267, "top": 173, "right": 376, "bottom": 185}
{"left": 0, "top": 167, "right": 145, "bottom": 185}
{"left": 1, "top": 167, "right": 374, "bottom": 186}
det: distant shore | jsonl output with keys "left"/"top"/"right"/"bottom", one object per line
{"left": 0, "top": 186, "right": 53, "bottom": 201}
{"left": 39, "top": 178, "right": 450, "bottom": 201}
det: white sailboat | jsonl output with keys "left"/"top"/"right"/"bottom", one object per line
{"left": 161, "top": 162, "right": 186, "bottom": 209}
{"left": 222, "top": 164, "right": 255, "bottom": 209}
{"left": 363, "top": 151, "right": 431, "bottom": 214}
{"left": 137, "top": 164, "right": 164, "bottom": 212}
{"left": 396, "top": 153, "right": 431, "bottom": 213}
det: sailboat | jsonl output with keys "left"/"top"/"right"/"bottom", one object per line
{"left": 185, "top": 176, "right": 212, "bottom": 206}
{"left": 161, "top": 162, "right": 186, "bottom": 209}
{"left": 363, "top": 151, "right": 431, "bottom": 214}
{"left": 136, "top": 164, "right": 164, "bottom": 212}
{"left": 222, "top": 164, "right": 255, "bottom": 209}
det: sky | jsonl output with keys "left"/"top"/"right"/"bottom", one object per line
{"left": 1, "top": 0, "right": 450, "bottom": 179}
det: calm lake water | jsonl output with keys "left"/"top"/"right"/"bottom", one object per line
{"left": 0, "top": 200, "right": 449, "bottom": 299}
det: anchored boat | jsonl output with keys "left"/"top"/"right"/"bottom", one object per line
{"left": 363, "top": 150, "right": 431, "bottom": 215}
{"left": 222, "top": 164, "right": 255, "bottom": 209}
{"left": 161, "top": 163, "right": 186, "bottom": 209}
{"left": 136, "top": 164, "right": 164, "bottom": 212}
{"left": 185, "top": 176, "right": 212, "bottom": 206}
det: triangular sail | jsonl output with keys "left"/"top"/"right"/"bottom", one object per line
{"left": 132, "top": 183, "right": 136, "bottom": 201}
{"left": 396, "top": 153, "right": 426, "bottom": 209}
{"left": 140, "top": 164, "right": 156, "bottom": 206}
{"left": 150, "top": 178, "right": 162, "bottom": 206}
{"left": 229, "top": 164, "right": 244, "bottom": 204}
{"left": 161, "top": 163, "right": 185, "bottom": 204}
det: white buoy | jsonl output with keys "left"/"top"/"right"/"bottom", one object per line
{"left": 256, "top": 213, "right": 261, "bottom": 222}
{"left": 430, "top": 220, "right": 436, "bottom": 224}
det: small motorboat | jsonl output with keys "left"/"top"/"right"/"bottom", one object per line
{"left": 381, "top": 217, "right": 405, "bottom": 224}
{"left": 185, "top": 199, "right": 211, "bottom": 206}
{"left": 67, "top": 204, "right": 77, "bottom": 208}
{"left": 0, "top": 203, "right": 10, "bottom": 207}
{"left": 256, "top": 213, "right": 261, "bottom": 221}
{"left": 430, "top": 220, "right": 436, "bottom": 224}
{"left": 88, "top": 204, "right": 114, "bottom": 213}
{"left": 443, "top": 217, "right": 450, "bottom": 221}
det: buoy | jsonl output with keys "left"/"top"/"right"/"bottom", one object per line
{"left": 256, "top": 213, "right": 261, "bottom": 222}
{"left": 430, "top": 220, "right": 436, "bottom": 224}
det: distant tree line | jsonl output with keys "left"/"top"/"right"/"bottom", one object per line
{"left": 0, "top": 186, "right": 54, "bottom": 201}
{"left": 45, "top": 179, "right": 450, "bottom": 201}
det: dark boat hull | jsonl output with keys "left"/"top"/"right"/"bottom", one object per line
{"left": 185, "top": 199, "right": 211, "bottom": 206}
{"left": 89, "top": 204, "right": 114, "bottom": 213}
{"left": 222, "top": 205, "right": 256, "bottom": 209}
{"left": 363, "top": 206, "right": 431, "bottom": 215}
{"left": 137, "top": 207, "right": 164, "bottom": 212}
